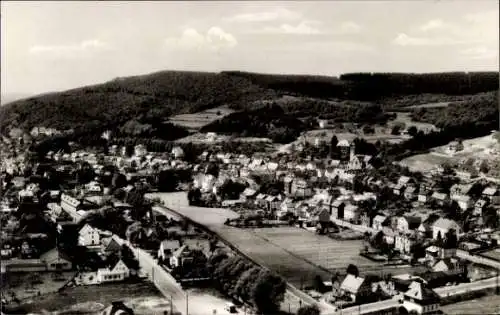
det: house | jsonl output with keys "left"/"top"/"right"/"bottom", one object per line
{"left": 431, "top": 258, "right": 465, "bottom": 274}
{"left": 393, "top": 176, "right": 413, "bottom": 195}
{"left": 311, "top": 208, "right": 331, "bottom": 224}
{"left": 360, "top": 212, "right": 371, "bottom": 227}
{"left": 265, "top": 195, "right": 281, "bottom": 211}
{"left": 431, "top": 192, "right": 448, "bottom": 206}
{"left": 240, "top": 188, "right": 257, "bottom": 201}
{"left": 455, "top": 195, "right": 473, "bottom": 211}
{"left": 343, "top": 204, "right": 360, "bottom": 222}
{"left": 396, "top": 216, "right": 422, "bottom": 234}
{"left": 404, "top": 186, "right": 418, "bottom": 201}
{"left": 339, "top": 274, "right": 371, "bottom": 302}
{"left": 96, "top": 258, "right": 130, "bottom": 284}
{"left": 171, "top": 146, "right": 185, "bottom": 159}
{"left": 372, "top": 215, "right": 387, "bottom": 231}
{"left": 383, "top": 227, "right": 397, "bottom": 245}
{"left": 347, "top": 155, "right": 364, "bottom": 172}
{"left": 432, "top": 218, "right": 460, "bottom": 240}
{"left": 169, "top": 245, "right": 193, "bottom": 268}
{"left": 482, "top": 187, "right": 499, "bottom": 203}
{"left": 337, "top": 140, "right": 351, "bottom": 161}
{"left": 448, "top": 140, "right": 464, "bottom": 153}
{"left": 78, "top": 224, "right": 101, "bottom": 247}
{"left": 40, "top": 248, "right": 72, "bottom": 271}
{"left": 158, "top": 239, "right": 182, "bottom": 262}
{"left": 395, "top": 235, "right": 416, "bottom": 255}
{"left": 101, "top": 238, "right": 122, "bottom": 255}
{"left": 473, "top": 199, "right": 488, "bottom": 215}
{"left": 402, "top": 281, "right": 441, "bottom": 314}
{"left": 417, "top": 214, "right": 440, "bottom": 238}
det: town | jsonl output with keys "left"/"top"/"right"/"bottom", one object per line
{"left": 1, "top": 120, "right": 499, "bottom": 315}
{"left": 1, "top": 2, "right": 499, "bottom": 315}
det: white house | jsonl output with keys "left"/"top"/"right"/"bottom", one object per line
{"left": 402, "top": 281, "right": 441, "bottom": 314}
{"left": 78, "top": 224, "right": 101, "bottom": 247}
{"left": 372, "top": 215, "right": 386, "bottom": 231}
{"left": 171, "top": 146, "right": 185, "bottom": 159}
{"left": 97, "top": 259, "right": 130, "bottom": 283}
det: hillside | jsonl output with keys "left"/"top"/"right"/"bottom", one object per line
{"left": 1, "top": 70, "right": 498, "bottom": 138}
{"left": 0, "top": 71, "right": 277, "bottom": 133}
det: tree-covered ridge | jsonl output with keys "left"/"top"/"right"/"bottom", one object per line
{"left": 0, "top": 71, "right": 276, "bottom": 133}
{"left": 227, "top": 71, "right": 499, "bottom": 101}
{"left": 1, "top": 70, "right": 498, "bottom": 135}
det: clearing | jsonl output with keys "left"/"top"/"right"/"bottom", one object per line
{"left": 406, "top": 102, "right": 450, "bottom": 109}
{"left": 169, "top": 106, "right": 235, "bottom": 132}
{"left": 400, "top": 134, "right": 500, "bottom": 173}
{"left": 440, "top": 294, "right": 500, "bottom": 315}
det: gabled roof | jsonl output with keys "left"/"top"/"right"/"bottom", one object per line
{"left": 340, "top": 274, "right": 365, "bottom": 293}
{"left": 433, "top": 218, "right": 459, "bottom": 231}
{"left": 40, "top": 247, "right": 71, "bottom": 263}
{"left": 160, "top": 239, "right": 181, "bottom": 250}
{"left": 337, "top": 140, "right": 350, "bottom": 147}
{"left": 404, "top": 281, "right": 440, "bottom": 304}
{"left": 373, "top": 215, "right": 386, "bottom": 223}
{"left": 431, "top": 192, "right": 448, "bottom": 200}
{"left": 171, "top": 245, "right": 191, "bottom": 259}
{"left": 483, "top": 187, "right": 498, "bottom": 196}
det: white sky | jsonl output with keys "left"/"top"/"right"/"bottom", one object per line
{"left": 1, "top": 1, "right": 499, "bottom": 95}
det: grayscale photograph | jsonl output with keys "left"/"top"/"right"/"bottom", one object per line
{"left": 0, "top": 1, "right": 499, "bottom": 315}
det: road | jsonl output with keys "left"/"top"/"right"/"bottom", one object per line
{"left": 456, "top": 249, "right": 500, "bottom": 269}
{"left": 434, "top": 275, "right": 500, "bottom": 297}
{"left": 112, "top": 236, "right": 232, "bottom": 315}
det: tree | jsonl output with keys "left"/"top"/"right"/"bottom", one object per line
{"left": 312, "top": 275, "right": 326, "bottom": 293}
{"left": 187, "top": 188, "right": 202, "bottom": 206}
{"left": 251, "top": 270, "right": 287, "bottom": 314}
{"left": 391, "top": 125, "right": 401, "bottom": 135}
{"left": 297, "top": 305, "right": 320, "bottom": 315}
{"left": 346, "top": 264, "right": 359, "bottom": 277}
{"left": 330, "top": 135, "right": 338, "bottom": 157}
{"left": 479, "top": 160, "right": 490, "bottom": 173}
{"left": 407, "top": 126, "right": 418, "bottom": 137}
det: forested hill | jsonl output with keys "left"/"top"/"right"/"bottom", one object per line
{"left": 0, "top": 70, "right": 498, "bottom": 134}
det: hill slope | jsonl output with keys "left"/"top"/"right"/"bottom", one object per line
{"left": 1, "top": 70, "right": 498, "bottom": 135}
{"left": 0, "top": 71, "right": 276, "bottom": 133}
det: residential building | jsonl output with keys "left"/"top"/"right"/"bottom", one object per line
{"left": 482, "top": 186, "right": 499, "bottom": 203}
{"left": 431, "top": 192, "right": 448, "bottom": 206}
{"left": 372, "top": 215, "right": 387, "bottom": 231}
{"left": 394, "top": 235, "right": 416, "bottom": 255}
{"left": 40, "top": 248, "right": 72, "bottom": 271}
{"left": 169, "top": 245, "right": 193, "bottom": 268}
{"left": 339, "top": 274, "right": 371, "bottom": 303}
{"left": 396, "top": 216, "right": 422, "bottom": 235}
{"left": 78, "top": 224, "right": 101, "bottom": 247}
{"left": 402, "top": 281, "right": 441, "bottom": 314}
{"left": 158, "top": 239, "right": 182, "bottom": 261}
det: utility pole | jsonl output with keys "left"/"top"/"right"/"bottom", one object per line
{"left": 186, "top": 290, "right": 189, "bottom": 315}
{"left": 170, "top": 295, "right": 173, "bottom": 315}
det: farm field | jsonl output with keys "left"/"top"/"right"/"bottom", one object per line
{"left": 213, "top": 226, "right": 426, "bottom": 287}
{"left": 389, "top": 112, "right": 439, "bottom": 133}
{"left": 169, "top": 105, "right": 235, "bottom": 131}
{"left": 441, "top": 294, "right": 500, "bottom": 315}
{"left": 2, "top": 280, "right": 174, "bottom": 315}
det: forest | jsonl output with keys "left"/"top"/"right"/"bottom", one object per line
{"left": 1, "top": 70, "right": 497, "bottom": 135}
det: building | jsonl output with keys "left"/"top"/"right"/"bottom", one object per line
{"left": 432, "top": 218, "right": 460, "bottom": 240}
{"left": 78, "top": 224, "right": 101, "bottom": 247}
{"left": 372, "top": 215, "right": 387, "bottom": 231}
{"left": 40, "top": 248, "right": 72, "bottom": 271}
{"left": 158, "top": 239, "right": 182, "bottom": 262}
{"left": 171, "top": 146, "right": 185, "bottom": 159}
{"left": 447, "top": 140, "right": 464, "bottom": 154}
{"left": 169, "top": 245, "right": 193, "bottom": 268}
{"left": 339, "top": 274, "right": 371, "bottom": 303}
{"left": 134, "top": 144, "right": 147, "bottom": 157}
{"left": 401, "top": 281, "right": 441, "bottom": 314}
{"left": 337, "top": 140, "right": 351, "bottom": 161}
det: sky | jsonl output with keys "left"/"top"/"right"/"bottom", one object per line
{"left": 1, "top": 1, "right": 499, "bottom": 96}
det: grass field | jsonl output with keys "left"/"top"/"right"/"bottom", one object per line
{"left": 441, "top": 294, "right": 500, "bottom": 315}
{"left": 406, "top": 102, "right": 450, "bottom": 109}
{"left": 3, "top": 280, "right": 173, "bottom": 315}
{"left": 169, "top": 106, "right": 235, "bottom": 131}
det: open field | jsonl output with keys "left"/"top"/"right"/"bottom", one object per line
{"left": 406, "top": 102, "right": 450, "bottom": 109}
{"left": 441, "top": 294, "right": 500, "bottom": 315}
{"left": 168, "top": 105, "right": 235, "bottom": 131}
{"left": 175, "top": 132, "right": 273, "bottom": 145}
{"left": 400, "top": 134, "right": 500, "bottom": 173}
{"left": 2, "top": 280, "right": 175, "bottom": 315}
{"left": 2, "top": 271, "right": 76, "bottom": 302}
